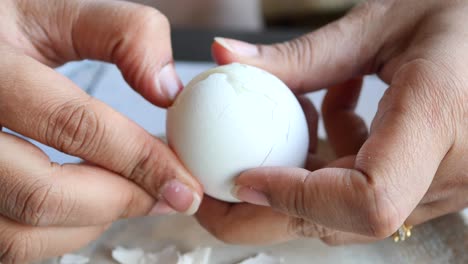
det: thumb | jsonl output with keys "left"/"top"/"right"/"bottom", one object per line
{"left": 212, "top": 4, "right": 383, "bottom": 93}
{"left": 234, "top": 62, "right": 453, "bottom": 238}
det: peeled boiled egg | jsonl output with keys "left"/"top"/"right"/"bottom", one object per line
{"left": 166, "top": 63, "right": 309, "bottom": 202}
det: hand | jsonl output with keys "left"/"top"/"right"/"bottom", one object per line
{"left": 196, "top": 0, "right": 468, "bottom": 245}
{"left": 0, "top": 0, "right": 202, "bottom": 262}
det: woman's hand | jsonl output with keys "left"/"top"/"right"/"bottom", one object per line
{"left": 196, "top": 0, "right": 468, "bottom": 245}
{"left": 0, "top": 0, "right": 202, "bottom": 262}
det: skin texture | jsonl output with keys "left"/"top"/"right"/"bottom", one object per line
{"left": 0, "top": 0, "right": 203, "bottom": 262}
{"left": 196, "top": 0, "right": 468, "bottom": 246}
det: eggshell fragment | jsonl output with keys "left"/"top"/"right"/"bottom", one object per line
{"left": 59, "top": 254, "right": 90, "bottom": 264}
{"left": 237, "top": 253, "right": 284, "bottom": 264}
{"left": 179, "top": 247, "right": 212, "bottom": 264}
{"left": 112, "top": 247, "right": 146, "bottom": 264}
{"left": 111, "top": 246, "right": 212, "bottom": 264}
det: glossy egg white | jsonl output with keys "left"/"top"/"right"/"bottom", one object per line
{"left": 166, "top": 63, "right": 309, "bottom": 202}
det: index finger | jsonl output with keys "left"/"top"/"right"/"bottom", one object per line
{"left": 0, "top": 50, "right": 202, "bottom": 215}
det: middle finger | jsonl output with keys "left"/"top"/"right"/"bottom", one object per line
{"left": 322, "top": 78, "right": 368, "bottom": 158}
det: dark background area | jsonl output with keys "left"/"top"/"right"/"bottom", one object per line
{"left": 171, "top": 28, "right": 308, "bottom": 62}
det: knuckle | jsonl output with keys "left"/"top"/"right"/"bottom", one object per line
{"left": 267, "top": 36, "right": 314, "bottom": 88}
{"left": 288, "top": 217, "right": 333, "bottom": 238}
{"left": 353, "top": 164, "right": 404, "bottom": 238}
{"left": 146, "top": 10, "right": 170, "bottom": 34}
{"left": 278, "top": 171, "right": 313, "bottom": 218}
{"left": 0, "top": 232, "right": 40, "bottom": 264}
{"left": 133, "top": 6, "right": 169, "bottom": 32}
{"left": 123, "top": 6, "right": 170, "bottom": 50}
{"left": 16, "top": 179, "right": 69, "bottom": 226}
{"left": 365, "top": 188, "right": 402, "bottom": 239}
{"left": 17, "top": 181, "right": 54, "bottom": 226}
{"left": 286, "top": 37, "right": 313, "bottom": 68}
{"left": 44, "top": 99, "right": 101, "bottom": 157}
{"left": 349, "top": 0, "right": 391, "bottom": 21}
{"left": 125, "top": 136, "right": 161, "bottom": 191}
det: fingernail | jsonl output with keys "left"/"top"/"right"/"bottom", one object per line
{"left": 149, "top": 199, "right": 176, "bottom": 216}
{"left": 232, "top": 186, "right": 270, "bottom": 207}
{"left": 214, "top": 37, "right": 259, "bottom": 57}
{"left": 160, "top": 179, "right": 201, "bottom": 215}
{"left": 157, "top": 64, "right": 183, "bottom": 101}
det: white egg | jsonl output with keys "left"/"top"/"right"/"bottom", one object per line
{"left": 166, "top": 63, "right": 309, "bottom": 202}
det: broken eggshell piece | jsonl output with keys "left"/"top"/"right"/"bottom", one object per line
{"left": 167, "top": 63, "right": 309, "bottom": 202}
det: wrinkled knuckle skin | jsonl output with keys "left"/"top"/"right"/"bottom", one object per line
{"left": 0, "top": 232, "right": 39, "bottom": 264}
{"left": 280, "top": 172, "right": 312, "bottom": 218}
{"left": 15, "top": 181, "right": 65, "bottom": 227}
{"left": 111, "top": 5, "right": 170, "bottom": 59}
{"left": 289, "top": 188, "right": 307, "bottom": 218}
{"left": 119, "top": 6, "right": 170, "bottom": 55}
{"left": 267, "top": 37, "right": 313, "bottom": 90}
{"left": 288, "top": 217, "right": 333, "bottom": 238}
{"left": 125, "top": 138, "right": 159, "bottom": 190}
{"left": 44, "top": 100, "right": 101, "bottom": 157}
{"left": 365, "top": 189, "right": 402, "bottom": 239}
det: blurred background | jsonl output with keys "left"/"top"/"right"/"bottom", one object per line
{"left": 132, "top": 0, "right": 363, "bottom": 61}
{"left": 136, "top": 0, "right": 363, "bottom": 30}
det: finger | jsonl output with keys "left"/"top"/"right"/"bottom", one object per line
{"left": 297, "top": 96, "right": 327, "bottom": 171}
{"left": 297, "top": 96, "right": 319, "bottom": 153}
{"left": 196, "top": 197, "right": 335, "bottom": 245}
{"left": 321, "top": 200, "right": 450, "bottom": 246}
{"left": 0, "top": 51, "right": 202, "bottom": 215}
{"left": 407, "top": 198, "right": 466, "bottom": 227}
{"left": 321, "top": 231, "right": 377, "bottom": 246}
{"left": 21, "top": 0, "right": 181, "bottom": 107}
{"left": 322, "top": 78, "right": 368, "bottom": 157}
{"left": 0, "top": 131, "right": 155, "bottom": 227}
{"left": 320, "top": 191, "right": 468, "bottom": 246}
{"left": 196, "top": 197, "right": 291, "bottom": 244}
{"left": 305, "top": 154, "right": 327, "bottom": 172}
{"left": 211, "top": 3, "right": 384, "bottom": 93}
{"left": 0, "top": 215, "right": 109, "bottom": 264}
{"left": 203, "top": 156, "right": 400, "bottom": 246}
{"left": 234, "top": 62, "right": 453, "bottom": 238}
{"left": 322, "top": 200, "right": 468, "bottom": 246}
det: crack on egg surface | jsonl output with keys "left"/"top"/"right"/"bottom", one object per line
{"left": 167, "top": 63, "right": 309, "bottom": 202}
{"left": 259, "top": 144, "right": 276, "bottom": 167}
{"left": 216, "top": 103, "right": 233, "bottom": 121}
